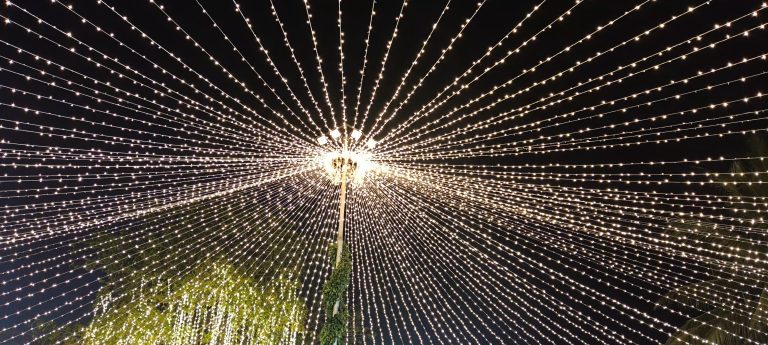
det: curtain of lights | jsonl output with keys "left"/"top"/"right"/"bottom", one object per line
{"left": 1, "top": 0, "right": 767, "bottom": 344}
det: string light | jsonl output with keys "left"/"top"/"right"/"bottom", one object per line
{"left": 2, "top": 1, "right": 768, "bottom": 344}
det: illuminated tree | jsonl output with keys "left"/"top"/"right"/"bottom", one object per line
{"left": 76, "top": 261, "right": 305, "bottom": 344}
{"left": 33, "top": 198, "right": 310, "bottom": 344}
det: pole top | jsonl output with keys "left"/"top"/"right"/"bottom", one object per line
{"left": 317, "top": 124, "right": 378, "bottom": 184}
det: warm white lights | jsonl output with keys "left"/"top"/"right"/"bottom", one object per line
{"left": 317, "top": 126, "right": 378, "bottom": 184}
{"left": 320, "top": 150, "right": 374, "bottom": 184}
{"left": 2, "top": 0, "right": 767, "bottom": 343}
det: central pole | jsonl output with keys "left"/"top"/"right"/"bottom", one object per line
{"left": 332, "top": 155, "right": 349, "bottom": 317}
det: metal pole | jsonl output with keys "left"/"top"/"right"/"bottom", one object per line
{"left": 332, "top": 157, "right": 349, "bottom": 317}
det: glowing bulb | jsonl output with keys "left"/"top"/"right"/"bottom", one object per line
{"left": 351, "top": 129, "right": 362, "bottom": 140}
{"left": 366, "top": 139, "right": 377, "bottom": 149}
{"left": 319, "top": 150, "right": 374, "bottom": 184}
{"left": 317, "top": 136, "right": 328, "bottom": 145}
{"left": 330, "top": 129, "right": 341, "bottom": 138}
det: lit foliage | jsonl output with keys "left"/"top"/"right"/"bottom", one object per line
{"left": 31, "top": 198, "right": 311, "bottom": 345}
{"left": 319, "top": 243, "right": 352, "bottom": 345}
{"left": 77, "top": 261, "right": 305, "bottom": 345}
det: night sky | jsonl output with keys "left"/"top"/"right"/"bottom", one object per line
{"left": 1, "top": 0, "right": 768, "bottom": 344}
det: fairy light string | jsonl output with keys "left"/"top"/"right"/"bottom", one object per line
{"left": 2, "top": 0, "right": 768, "bottom": 343}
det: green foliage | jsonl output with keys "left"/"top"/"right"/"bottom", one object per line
{"left": 34, "top": 196, "right": 312, "bottom": 344}
{"left": 660, "top": 136, "right": 768, "bottom": 344}
{"left": 319, "top": 243, "right": 352, "bottom": 345}
{"left": 77, "top": 261, "right": 305, "bottom": 344}
{"left": 319, "top": 307, "right": 350, "bottom": 345}
{"left": 322, "top": 243, "right": 352, "bottom": 314}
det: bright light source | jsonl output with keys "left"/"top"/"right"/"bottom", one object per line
{"left": 366, "top": 139, "right": 377, "bottom": 149}
{"left": 317, "top": 136, "right": 328, "bottom": 145}
{"left": 320, "top": 150, "right": 375, "bottom": 184}
{"left": 351, "top": 129, "right": 362, "bottom": 140}
{"left": 330, "top": 129, "right": 341, "bottom": 139}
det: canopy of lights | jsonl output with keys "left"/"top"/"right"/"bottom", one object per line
{"left": 1, "top": 0, "right": 767, "bottom": 344}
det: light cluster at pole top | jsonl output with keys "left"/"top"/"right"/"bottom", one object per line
{"left": 317, "top": 125, "right": 377, "bottom": 185}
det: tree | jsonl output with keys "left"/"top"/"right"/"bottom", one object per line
{"left": 659, "top": 136, "right": 768, "bottom": 344}
{"left": 78, "top": 260, "right": 305, "bottom": 344}
{"left": 34, "top": 196, "right": 312, "bottom": 344}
